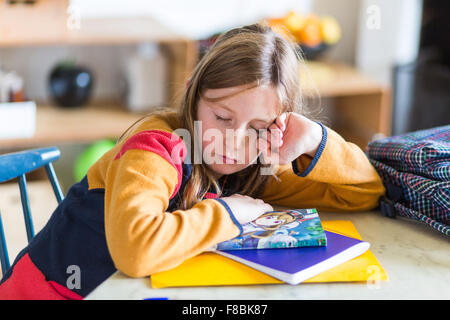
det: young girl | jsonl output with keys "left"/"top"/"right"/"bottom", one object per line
{"left": 0, "top": 24, "right": 384, "bottom": 299}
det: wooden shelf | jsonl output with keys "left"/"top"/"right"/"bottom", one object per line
{"left": 302, "top": 61, "right": 389, "bottom": 97}
{"left": 0, "top": 102, "right": 144, "bottom": 149}
{"left": 0, "top": 17, "right": 190, "bottom": 48}
{"left": 65, "top": 18, "right": 188, "bottom": 45}
{"left": 0, "top": 0, "right": 189, "bottom": 47}
{"left": 301, "top": 61, "right": 392, "bottom": 148}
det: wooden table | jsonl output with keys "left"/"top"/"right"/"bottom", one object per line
{"left": 1, "top": 180, "right": 448, "bottom": 300}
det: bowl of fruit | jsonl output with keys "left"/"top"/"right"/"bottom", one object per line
{"left": 264, "top": 11, "right": 342, "bottom": 60}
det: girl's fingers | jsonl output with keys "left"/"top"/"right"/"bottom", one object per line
{"left": 255, "top": 113, "right": 290, "bottom": 166}
{"left": 257, "top": 136, "right": 269, "bottom": 152}
{"left": 258, "top": 136, "right": 282, "bottom": 165}
{"left": 257, "top": 137, "right": 270, "bottom": 164}
{"left": 275, "top": 113, "right": 287, "bottom": 132}
{"left": 257, "top": 137, "right": 270, "bottom": 156}
{"left": 268, "top": 124, "right": 283, "bottom": 149}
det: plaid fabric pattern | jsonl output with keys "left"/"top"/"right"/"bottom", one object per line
{"left": 367, "top": 125, "right": 450, "bottom": 236}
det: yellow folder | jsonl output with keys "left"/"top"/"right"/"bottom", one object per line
{"left": 151, "top": 220, "right": 388, "bottom": 288}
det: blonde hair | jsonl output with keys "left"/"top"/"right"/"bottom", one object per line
{"left": 119, "top": 23, "right": 312, "bottom": 210}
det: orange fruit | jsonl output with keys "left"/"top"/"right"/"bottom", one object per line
{"left": 265, "top": 17, "right": 285, "bottom": 29}
{"left": 283, "top": 11, "right": 306, "bottom": 33}
{"left": 265, "top": 18, "right": 294, "bottom": 41}
{"left": 320, "top": 16, "right": 341, "bottom": 44}
{"left": 298, "top": 15, "right": 322, "bottom": 47}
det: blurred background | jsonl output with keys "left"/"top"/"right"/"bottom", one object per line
{"left": 0, "top": 0, "right": 449, "bottom": 192}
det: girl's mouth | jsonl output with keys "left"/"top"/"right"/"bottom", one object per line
{"left": 217, "top": 154, "right": 237, "bottom": 164}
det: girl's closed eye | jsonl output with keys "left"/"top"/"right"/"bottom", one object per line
{"left": 215, "top": 114, "right": 232, "bottom": 122}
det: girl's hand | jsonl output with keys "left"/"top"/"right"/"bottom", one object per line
{"left": 257, "top": 112, "right": 323, "bottom": 165}
{"left": 219, "top": 194, "right": 273, "bottom": 225}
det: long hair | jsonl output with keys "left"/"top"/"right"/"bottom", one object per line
{"left": 119, "top": 23, "right": 312, "bottom": 210}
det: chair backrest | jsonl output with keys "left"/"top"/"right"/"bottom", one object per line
{"left": 0, "top": 147, "right": 64, "bottom": 276}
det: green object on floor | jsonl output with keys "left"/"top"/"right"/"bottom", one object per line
{"left": 73, "top": 139, "right": 115, "bottom": 182}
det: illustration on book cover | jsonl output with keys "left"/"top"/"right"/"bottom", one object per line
{"left": 217, "top": 208, "right": 327, "bottom": 250}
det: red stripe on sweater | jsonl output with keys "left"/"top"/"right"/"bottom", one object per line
{"left": 0, "top": 253, "right": 83, "bottom": 300}
{"left": 114, "top": 130, "right": 187, "bottom": 198}
{"left": 204, "top": 192, "right": 218, "bottom": 199}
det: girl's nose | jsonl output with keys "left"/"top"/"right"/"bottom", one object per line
{"left": 235, "top": 127, "right": 248, "bottom": 149}
{"left": 223, "top": 127, "right": 245, "bottom": 158}
{"left": 231, "top": 126, "right": 252, "bottom": 150}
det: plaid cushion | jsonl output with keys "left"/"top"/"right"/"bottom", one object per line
{"left": 367, "top": 125, "right": 450, "bottom": 236}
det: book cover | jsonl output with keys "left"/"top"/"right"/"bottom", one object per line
{"left": 215, "top": 231, "right": 370, "bottom": 285}
{"left": 216, "top": 208, "right": 327, "bottom": 250}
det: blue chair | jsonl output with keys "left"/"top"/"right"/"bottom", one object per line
{"left": 0, "top": 147, "right": 64, "bottom": 276}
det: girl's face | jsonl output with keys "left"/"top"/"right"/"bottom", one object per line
{"left": 196, "top": 85, "right": 280, "bottom": 177}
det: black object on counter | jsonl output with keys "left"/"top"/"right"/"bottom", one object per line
{"left": 49, "top": 61, "right": 94, "bottom": 108}
{"left": 297, "top": 42, "right": 329, "bottom": 60}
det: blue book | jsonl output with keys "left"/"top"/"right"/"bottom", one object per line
{"left": 215, "top": 231, "right": 370, "bottom": 285}
{"left": 216, "top": 208, "right": 327, "bottom": 250}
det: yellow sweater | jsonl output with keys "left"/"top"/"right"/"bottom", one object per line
{"left": 87, "top": 112, "right": 385, "bottom": 277}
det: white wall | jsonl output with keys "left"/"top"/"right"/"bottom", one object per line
{"left": 355, "top": 0, "right": 423, "bottom": 84}
{"left": 71, "top": 0, "right": 313, "bottom": 39}
{"left": 312, "top": 0, "right": 361, "bottom": 65}
{"left": 312, "top": 0, "right": 423, "bottom": 81}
